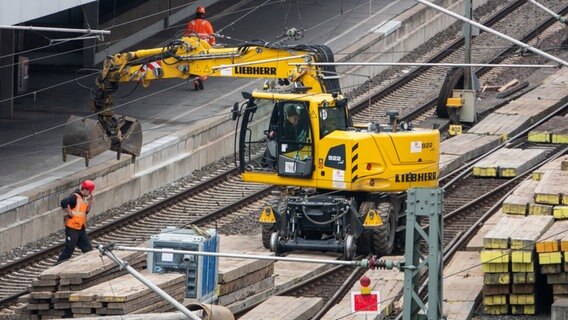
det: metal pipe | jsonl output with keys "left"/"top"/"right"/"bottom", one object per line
{"left": 97, "top": 245, "right": 200, "bottom": 320}
{"left": 528, "top": 0, "right": 567, "bottom": 23}
{"left": 291, "top": 62, "right": 557, "bottom": 68}
{"left": 115, "top": 245, "right": 369, "bottom": 267}
{"left": 464, "top": 0, "right": 473, "bottom": 90}
{"left": 0, "top": 25, "right": 110, "bottom": 34}
{"left": 415, "top": 0, "right": 568, "bottom": 67}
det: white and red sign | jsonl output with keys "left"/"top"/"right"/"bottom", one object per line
{"left": 140, "top": 61, "right": 163, "bottom": 77}
{"left": 351, "top": 291, "right": 380, "bottom": 314}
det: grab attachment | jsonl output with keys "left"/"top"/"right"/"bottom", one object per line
{"left": 62, "top": 115, "right": 142, "bottom": 166}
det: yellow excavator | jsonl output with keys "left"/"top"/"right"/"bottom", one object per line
{"left": 63, "top": 34, "right": 440, "bottom": 259}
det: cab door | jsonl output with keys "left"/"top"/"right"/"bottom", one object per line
{"left": 275, "top": 101, "right": 313, "bottom": 178}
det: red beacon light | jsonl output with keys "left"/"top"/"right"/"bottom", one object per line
{"left": 360, "top": 276, "right": 371, "bottom": 295}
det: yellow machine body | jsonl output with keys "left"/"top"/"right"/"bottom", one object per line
{"left": 240, "top": 92, "right": 440, "bottom": 193}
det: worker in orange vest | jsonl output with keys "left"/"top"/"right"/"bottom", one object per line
{"left": 56, "top": 180, "right": 95, "bottom": 264}
{"left": 184, "top": 6, "right": 215, "bottom": 90}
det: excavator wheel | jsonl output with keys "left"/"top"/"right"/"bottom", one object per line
{"left": 372, "top": 202, "right": 397, "bottom": 257}
{"left": 262, "top": 225, "right": 276, "bottom": 249}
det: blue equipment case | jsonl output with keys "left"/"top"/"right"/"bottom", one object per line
{"left": 147, "top": 226, "right": 219, "bottom": 303}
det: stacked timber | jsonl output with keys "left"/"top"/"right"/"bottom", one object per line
{"left": 481, "top": 215, "right": 554, "bottom": 315}
{"left": 535, "top": 169, "right": 568, "bottom": 218}
{"left": 216, "top": 235, "right": 275, "bottom": 306}
{"left": 15, "top": 247, "right": 146, "bottom": 319}
{"left": 502, "top": 179, "right": 539, "bottom": 215}
{"left": 472, "top": 148, "right": 547, "bottom": 178}
{"left": 481, "top": 215, "right": 522, "bottom": 315}
{"left": 239, "top": 296, "right": 323, "bottom": 320}
{"left": 530, "top": 156, "right": 568, "bottom": 216}
{"left": 67, "top": 271, "right": 185, "bottom": 316}
{"left": 443, "top": 251, "right": 484, "bottom": 320}
{"left": 468, "top": 113, "right": 532, "bottom": 141}
{"left": 532, "top": 156, "right": 568, "bottom": 181}
{"left": 528, "top": 115, "right": 568, "bottom": 144}
{"left": 439, "top": 133, "right": 501, "bottom": 174}
{"left": 508, "top": 216, "right": 554, "bottom": 315}
{"left": 536, "top": 221, "right": 568, "bottom": 301}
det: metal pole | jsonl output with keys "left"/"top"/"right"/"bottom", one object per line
{"left": 115, "top": 246, "right": 369, "bottom": 267}
{"left": 97, "top": 245, "right": 200, "bottom": 320}
{"left": 415, "top": 0, "right": 568, "bottom": 67}
{"left": 463, "top": 0, "right": 473, "bottom": 90}
{"left": 0, "top": 25, "right": 110, "bottom": 35}
{"left": 528, "top": 0, "right": 567, "bottom": 23}
{"left": 400, "top": 188, "right": 444, "bottom": 320}
{"left": 292, "top": 62, "right": 556, "bottom": 68}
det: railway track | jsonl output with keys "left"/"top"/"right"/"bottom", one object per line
{"left": 349, "top": 0, "right": 568, "bottom": 124}
{"left": 1, "top": 0, "right": 567, "bottom": 317}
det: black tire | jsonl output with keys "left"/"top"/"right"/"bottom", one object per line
{"left": 356, "top": 201, "right": 375, "bottom": 254}
{"left": 262, "top": 225, "right": 275, "bottom": 249}
{"left": 372, "top": 202, "right": 397, "bottom": 257}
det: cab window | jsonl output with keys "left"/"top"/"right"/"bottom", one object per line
{"left": 319, "top": 106, "right": 347, "bottom": 138}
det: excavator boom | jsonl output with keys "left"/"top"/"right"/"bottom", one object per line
{"left": 62, "top": 36, "right": 339, "bottom": 166}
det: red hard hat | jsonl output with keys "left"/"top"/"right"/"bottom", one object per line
{"left": 196, "top": 6, "right": 205, "bottom": 14}
{"left": 81, "top": 180, "right": 95, "bottom": 192}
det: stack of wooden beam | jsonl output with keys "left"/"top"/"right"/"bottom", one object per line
{"left": 15, "top": 248, "right": 146, "bottom": 319}
{"left": 508, "top": 216, "right": 554, "bottom": 315}
{"left": 536, "top": 221, "right": 568, "bottom": 300}
{"left": 472, "top": 148, "right": 547, "bottom": 178}
{"left": 68, "top": 271, "right": 185, "bottom": 316}
{"left": 216, "top": 235, "right": 276, "bottom": 306}
{"left": 481, "top": 215, "right": 554, "bottom": 315}
{"left": 501, "top": 156, "right": 568, "bottom": 216}
{"left": 481, "top": 215, "right": 522, "bottom": 315}
{"left": 528, "top": 115, "right": 568, "bottom": 144}
{"left": 502, "top": 179, "right": 540, "bottom": 215}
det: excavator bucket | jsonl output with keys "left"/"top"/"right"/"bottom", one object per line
{"left": 109, "top": 116, "right": 142, "bottom": 161}
{"left": 62, "top": 115, "right": 111, "bottom": 166}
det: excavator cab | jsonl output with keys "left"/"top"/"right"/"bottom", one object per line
{"left": 237, "top": 91, "right": 349, "bottom": 180}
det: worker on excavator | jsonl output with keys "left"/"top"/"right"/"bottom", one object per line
{"left": 184, "top": 5, "right": 215, "bottom": 91}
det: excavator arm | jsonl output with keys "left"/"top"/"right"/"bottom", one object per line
{"left": 63, "top": 36, "right": 340, "bottom": 166}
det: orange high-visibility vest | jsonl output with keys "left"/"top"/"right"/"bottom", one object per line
{"left": 65, "top": 193, "right": 88, "bottom": 230}
{"left": 184, "top": 18, "right": 215, "bottom": 45}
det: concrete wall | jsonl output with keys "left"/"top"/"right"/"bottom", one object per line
{"left": 0, "top": 0, "right": 96, "bottom": 25}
